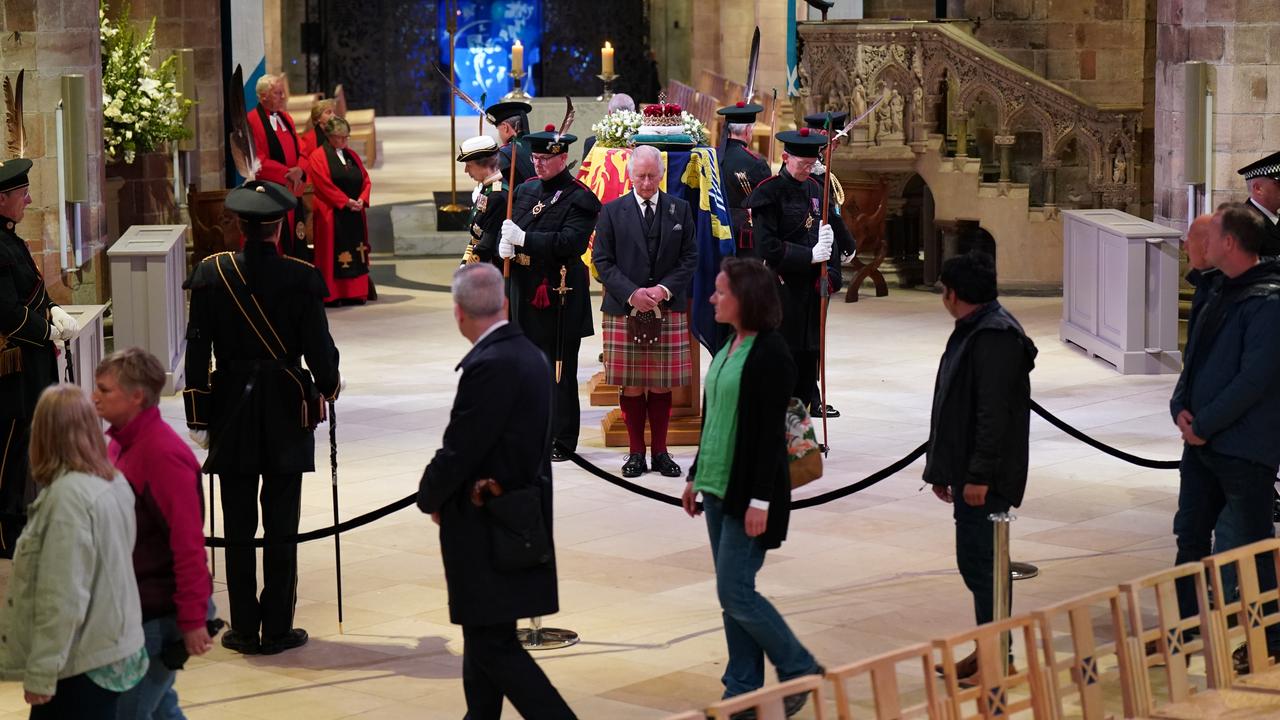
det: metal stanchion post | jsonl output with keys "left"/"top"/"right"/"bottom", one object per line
{"left": 990, "top": 511, "right": 1014, "bottom": 675}
{"left": 516, "top": 616, "right": 579, "bottom": 651}
{"left": 1011, "top": 561, "right": 1039, "bottom": 580}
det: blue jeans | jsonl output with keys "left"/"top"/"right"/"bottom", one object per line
{"left": 703, "top": 495, "right": 817, "bottom": 698}
{"left": 116, "top": 615, "right": 185, "bottom": 720}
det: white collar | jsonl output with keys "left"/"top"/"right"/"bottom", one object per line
{"left": 474, "top": 319, "right": 509, "bottom": 345}
{"left": 1250, "top": 197, "right": 1280, "bottom": 225}
{"left": 634, "top": 190, "right": 659, "bottom": 214}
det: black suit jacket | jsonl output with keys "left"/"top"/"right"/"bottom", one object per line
{"left": 592, "top": 190, "right": 699, "bottom": 316}
{"left": 417, "top": 322, "right": 559, "bottom": 626}
{"left": 1244, "top": 198, "right": 1280, "bottom": 257}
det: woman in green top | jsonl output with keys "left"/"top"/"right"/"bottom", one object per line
{"left": 0, "top": 385, "right": 147, "bottom": 718}
{"left": 681, "top": 258, "right": 822, "bottom": 715}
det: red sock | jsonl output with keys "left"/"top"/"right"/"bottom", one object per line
{"left": 647, "top": 391, "right": 672, "bottom": 455}
{"left": 619, "top": 394, "right": 647, "bottom": 454}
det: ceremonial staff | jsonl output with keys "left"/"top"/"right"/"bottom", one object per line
{"left": 768, "top": 88, "right": 779, "bottom": 166}
{"left": 62, "top": 339, "right": 75, "bottom": 384}
{"left": 818, "top": 112, "right": 834, "bottom": 450}
{"left": 329, "top": 399, "right": 345, "bottom": 632}
{"left": 208, "top": 474, "right": 216, "bottom": 578}
{"left": 504, "top": 137, "right": 517, "bottom": 279}
{"left": 442, "top": 0, "right": 465, "bottom": 212}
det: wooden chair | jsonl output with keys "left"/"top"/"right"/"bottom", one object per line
{"left": 723, "top": 79, "right": 746, "bottom": 104}
{"left": 334, "top": 84, "right": 378, "bottom": 166}
{"left": 934, "top": 614, "right": 1052, "bottom": 719}
{"left": 826, "top": 642, "right": 944, "bottom": 720}
{"left": 1204, "top": 538, "right": 1280, "bottom": 693}
{"left": 696, "top": 68, "right": 720, "bottom": 97}
{"left": 689, "top": 92, "right": 721, "bottom": 146}
{"left": 661, "top": 713, "right": 707, "bottom": 720}
{"left": 704, "top": 675, "right": 826, "bottom": 720}
{"left": 1033, "top": 585, "right": 1140, "bottom": 720}
{"left": 843, "top": 181, "right": 889, "bottom": 303}
{"left": 667, "top": 80, "right": 697, "bottom": 114}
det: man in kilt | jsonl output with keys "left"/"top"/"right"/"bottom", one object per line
{"left": 591, "top": 145, "right": 698, "bottom": 478}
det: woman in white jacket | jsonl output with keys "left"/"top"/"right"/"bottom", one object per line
{"left": 0, "top": 384, "right": 146, "bottom": 718}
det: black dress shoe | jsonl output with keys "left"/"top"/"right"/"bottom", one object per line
{"left": 651, "top": 452, "right": 682, "bottom": 478}
{"left": 260, "top": 628, "right": 309, "bottom": 655}
{"left": 550, "top": 446, "right": 569, "bottom": 462}
{"left": 220, "top": 629, "right": 261, "bottom": 655}
{"left": 809, "top": 402, "right": 841, "bottom": 418}
{"left": 622, "top": 453, "right": 648, "bottom": 478}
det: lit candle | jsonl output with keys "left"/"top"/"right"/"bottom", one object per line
{"left": 511, "top": 40, "right": 523, "bottom": 75}
{"left": 602, "top": 41, "right": 614, "bottom": 76}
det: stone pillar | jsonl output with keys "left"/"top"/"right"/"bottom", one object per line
{"left": 1042, "top": 159, "right": 1061, "bottom": 208}
{"left": 1153, "top": 1, "right": 1280, "bottom": 228}
{"left": 995, "top": 134, "right": 1015, "bottom": 183}
{"left": 950, "top": 110, "right": 969, "bottom": 157}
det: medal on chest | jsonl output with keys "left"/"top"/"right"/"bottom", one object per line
{"left": 806, "top": 197, "right": 820, "bottom": 229}
{"left": 476, "top": 194, "right": 488, "bottom": 212}
{"left": 531, "top": 189, "right": 563, "bottom": 217}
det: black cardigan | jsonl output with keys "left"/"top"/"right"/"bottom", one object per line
{"left": 689, "top": 329, "right": 797, "bottom": 549}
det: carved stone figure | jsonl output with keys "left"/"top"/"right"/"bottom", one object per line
{"left": 852, "top": 76, "right": 867, "bottom": 120}
{"left": 1112, "top": 150, "right": 1127, "bottom": 183}
{"left": 912, "top": 84, "right": 925, "bottom": 126}
{"left": 890, "top": 89, "right": 904, "bottom": 135}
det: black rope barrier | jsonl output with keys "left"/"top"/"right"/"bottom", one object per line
{"left": 203, "top": 493, "right": 416, "bottom": 548}
{"left": 1030, "top": 399, "right": 1181, "bottom": 470}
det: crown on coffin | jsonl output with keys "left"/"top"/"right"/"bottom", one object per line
{"left": 642, "top": 91, "right": 683, "bottom": 127}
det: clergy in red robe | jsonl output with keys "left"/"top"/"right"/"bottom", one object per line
{"left": 246, "top": 74, "right": 308, "bottom": 257}
{"left": 308, "top": 117, "right": 373, "bottom": 305}
{"left": 298, "top": 99, "right": 336, "bottom": 176}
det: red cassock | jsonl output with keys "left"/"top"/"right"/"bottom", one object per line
{"left": 308, "top": 144, "right": 372, "bottom": 303}
{"left": 298, "top": 126, "right": 321, "bottom": 176}
{"left": 246, "top": 108, "right": 306, "bottom": 253}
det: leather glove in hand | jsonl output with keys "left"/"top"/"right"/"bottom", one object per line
{"left": 500, "top": 219, "right": 526, "bottom": 247}
{"left": 188, "top": 430, "right": 210, "bottom": 450}
{"left": 50, "top": 307, "right": 79, "bottom": 341}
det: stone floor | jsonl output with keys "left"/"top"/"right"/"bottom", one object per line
{"left": 0, "top": 255, "right": 1190, "bottom": 718}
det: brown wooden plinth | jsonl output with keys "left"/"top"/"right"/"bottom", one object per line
{"left": 601, "top": 408, "right": 704, "bottom": 447}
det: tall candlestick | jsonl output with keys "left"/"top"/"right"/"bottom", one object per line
{"left": 511, "top": 40, "right": 523, "bottom": 74}
{"left": 602, "top": 41, "right": 614, "bottom": 76}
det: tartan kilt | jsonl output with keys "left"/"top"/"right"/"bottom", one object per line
{"left": 602, "top": 310, "right": 692, "bottom": 388}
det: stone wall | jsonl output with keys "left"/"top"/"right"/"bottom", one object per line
{"left": 863, "top": 0, "right": 935, "bottom": 19}
{"left": 1153, "top": 0, "right": 1280, "bottom": 228}
{"left": 2, "top": 0, "right": 106, "bottom": 304}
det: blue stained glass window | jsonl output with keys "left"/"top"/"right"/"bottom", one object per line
{"left": 439, "top": 0, "right": 542, "bottom": 115}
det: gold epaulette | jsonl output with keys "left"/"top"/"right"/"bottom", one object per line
{"left": 461, "top": 243, "right": 479, "bottom": 265}
{"left": 201, "top": 251, "right": 235, "bottom": 264}
{"left": 488, "top": 180, "right": 504, "bottom": 192}
{"left": 284, "top": 256, "right": 316, "bottom": 269}
{"left": 830, "top": 173, "right": 845, "bottom": 207}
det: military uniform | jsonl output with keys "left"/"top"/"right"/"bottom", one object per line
{"left": 1238, "top": 152, "right": 1280, "bottom": 258}
{"left": 803, "top": 112, "right": 857, "bottom": 258}
{"left": 487, "top": 101, "right": 536, "bottom": 189}
{"left": 183, "top": 181, "right": 340, "bottom": 654}
{"left": 0, "top": 159, "right": 60, "bottom": 554}
{"left": 746, "top": 133, "right": 843, "bottom": 409}
{"left": 498, "top": 137, "right": 536, "bottom": 189}
{"left": 717, "top": 102, "right": 772, "bottom": 258}
{"left": 462, "top": 177, "right": 508, "bottom": 267}
{"left": 503, "top": 129, "right": 600, "bottom": 457}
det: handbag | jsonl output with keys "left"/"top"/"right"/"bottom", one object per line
{"left": 786, "top": 397, "right": 824, "bottom": 488}
{"left": 627, "top": 304, "right": 665, "bottom": 345}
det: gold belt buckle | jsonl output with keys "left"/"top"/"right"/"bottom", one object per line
{"left": 514, "top": 253, "right": 532, "bottom": 266}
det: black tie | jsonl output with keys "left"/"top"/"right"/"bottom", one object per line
{"left": 643, "top": 200, "right": 655, "bottom": 227}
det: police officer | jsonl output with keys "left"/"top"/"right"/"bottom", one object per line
{"left": 717, "top": 101, "right": 771, "bottom": 258}
{"left": 458, "top": 136, "right": 508, "bottom": 268}
{"left": 183, "top": 181, "right": 341, "bottom": 655}
{"left": 1236, "top": 151, "right": 1280, "bottom": 257}
{"left": 486, "top": 100, "right": 536, "bottom": 188}
{"left": 746, "top": 128, "right": 843, "bottom": 414}
{"left": 500, "top": 125, "right": 601, "bottom": 460}
{"left": 0, "top": 158, "right": 78, "bottom": 554}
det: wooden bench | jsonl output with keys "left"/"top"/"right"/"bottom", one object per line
{"left": 334, "top": 84, "right": 377, "bottom": 166}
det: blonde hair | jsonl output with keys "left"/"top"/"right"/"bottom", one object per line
{"left": 28, "top": 384, "right": 117, "bottom": 487}
{"left": 310, "top": 99, "right": 336, "bottom": 125}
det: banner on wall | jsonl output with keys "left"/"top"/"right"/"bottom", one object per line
{"left": 440, "top": 0, "right": 542, "bottom": 115}
{"left": 786, "top": 0, "right": 799, "bottom": 97}
{"left": 227, "top": 0, "right": 267, "bottom": 110}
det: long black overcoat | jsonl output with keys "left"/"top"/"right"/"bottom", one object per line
{"left": 417, "top": 323, "right": 559, "bottom": 626}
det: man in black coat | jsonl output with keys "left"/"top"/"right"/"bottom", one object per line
{"left": 747, "top": 129, "right": 843, "bottom": 412}
{"left": 418, "top": 263, "right": 575, "bottom": 720}
{"left": 924, "top": 250, "right": 1037, "bottom": 680}
{"left": 592, "top": 144, "right": 698, "bottom": 478}
{"left": 1237, "top": 152, "right": 1280, "bottom": 257}
{"left": 183, "top": 181, "right": 341, "bottom": 656}
{"left": 0, "top": 158, "right": 79, "bottom": 554}
{"left": 717, "top": 101, "right": 771, "bottom": 258}
{"left": 487, "top": 100, "right": 536, "bottom": 189}
{"left": 500, "top": 126, "right": 601, "bottom": 460}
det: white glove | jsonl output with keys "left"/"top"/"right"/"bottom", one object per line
{"left": 189, "top": 429, "right": 209, "bottom": 449}
{"left": 812, "top": 224, "right": 834, "bottom": 264}
{"left": 499, "top": 239, "right": 515, "bottom": 260}
{"left": 501, "top": 219, "right": 526, "bottom": 247}
{"left": 50, "top": 306, "right": 78, "bottom": 341}
{"left": 471, "top": 184, "right": 483, "bottom": 204}
{"left": 338, "top": 376, "right": 348, "bottom": 394}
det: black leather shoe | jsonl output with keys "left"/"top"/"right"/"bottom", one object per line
{"left": 809, "top": 402, "right": 841, "bottom": 418}
{"left": 260, "top": 628, "right": 309, "bottom": 655}
{"left": 652, "top": 452, "right": 682, "bottom": 478}
{"left": 622, "top": 453, "right": 648, "bottom": 478}
{"left": 550, "top": 446, "right": 569, "bottom": 462}
{"left": 220, "top": 629, "right": 261, "bottom": 655}
{"left": 784, "top": 664, "right": 825, "bottom": 717}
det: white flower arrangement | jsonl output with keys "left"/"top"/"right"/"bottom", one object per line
{"left": 590, "top": 107, "right": 710, "bottom": 148}
{"left": 679, "top": 111, "right": 709, "bottom": 146}
{"left": 100, "top": 1, "right": 193, "bottom": 164}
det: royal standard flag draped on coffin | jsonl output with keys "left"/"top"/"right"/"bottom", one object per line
{"left": 578, "top": 145, "right": 735, "bottom": 352}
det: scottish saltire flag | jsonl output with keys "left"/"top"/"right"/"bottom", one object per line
{"left": 787, "top": 0, "right": 799, "bottom": 96}
{"left": 577, "top": 145, "right": 734, "bottom": 351}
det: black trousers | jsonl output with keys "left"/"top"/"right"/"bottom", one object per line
{"left": 0, "top": 419, "right": 32, "bottom": 557}
{"left": 219, "top": 472, "right": 302, "bottom": 639}
{"left": 953, "top": 488, "right": 1013, "bottom": 626}
{"left": 792, "top": 349, "right": 819, "bottom": 410}
{"left": 28, "top": 673, "right": 119, "bottom": 719}
{"left": 530, "top": 333, "right": 581, "bottom": 453}
{"left": 461, "top": 622, "right": 576, "bottom": 720}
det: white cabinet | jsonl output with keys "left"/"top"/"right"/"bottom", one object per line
{"left": 107, "top": 225, "right": 189, "bottom": 393}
